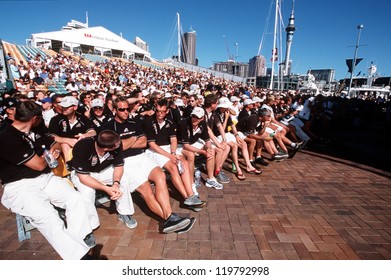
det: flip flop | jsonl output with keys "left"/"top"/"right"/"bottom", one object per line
{"left": 236, "top": 172, "right": 246, "bottom": 180}
{"left": 246, "top": 169, "right": 262, "bottom": 175}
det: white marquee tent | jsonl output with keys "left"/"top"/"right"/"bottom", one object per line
{"left": 28, "top": 26, "right": 150, "bottom": 60}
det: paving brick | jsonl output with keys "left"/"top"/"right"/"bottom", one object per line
{"left": 1, "top": 151, "right": 391, "bottom": 260}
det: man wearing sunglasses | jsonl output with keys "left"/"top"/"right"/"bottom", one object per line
{"left": 103, "top": 97, "right": 194, "bottom": 234}
{"left": 48, "top": 96, "right": 96, "bottom": 163}
{"left": 89, "top": 98, "right": 113, "bottom": 134}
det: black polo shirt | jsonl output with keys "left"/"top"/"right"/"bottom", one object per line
{"left": 89, "top": 114, "right": 113, "bottom": 134}
{"left": 143, "top": 116, "right": 177, "bottom": 146}
{"left": 69, "top": 137, "right": 124, "bottom": 174}
{"left": 204, "top": 109, "right": 221, "bottom": 130}
{"left": 0, "top": 124, "right": 54, "bottom": 184}
{"left": 177, "top": 117, "right": 210, "bottom": 145}
{"left": 102, "top": 119, "right": 145, "bottom": 158}
{"left": 237, "top": 109, "right": 251, "bottom": 121}
{"left": 236, "top": 114, "right": 263, "bottom": 135}
{"left": 213, "top": 111, "right": 234, "bottom": 136}
{"left": 48, "top": 113, "right": 95, "bottom": 138}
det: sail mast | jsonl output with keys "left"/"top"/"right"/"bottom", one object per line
{"left": 269, "top": 0, "right": 279, "bottom": 90}
{"left": 177, "top": 13, "right": 181, "bottom": 62}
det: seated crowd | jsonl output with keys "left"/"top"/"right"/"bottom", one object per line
{"left": 0, "top": 51, "right": 330, "bottom": 259}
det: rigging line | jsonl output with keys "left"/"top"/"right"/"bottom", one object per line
{"left": 162, "top": 15, "right": 179, "bottom": 59}
{"left": 258, "top": 0, "right": 274, "bottom": 56}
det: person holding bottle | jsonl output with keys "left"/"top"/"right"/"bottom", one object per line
{"left": 143, "top": 98, "right": 205, "bottom": 212}
{"left": 0, "top": 101, "right": 95, "bottom": 260}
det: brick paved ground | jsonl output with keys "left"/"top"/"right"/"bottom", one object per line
{"left": 1, "top": 150, "right": 391, "bottom": 260}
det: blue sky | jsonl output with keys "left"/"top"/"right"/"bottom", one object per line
{"left": 1, "top": 0, "right": 390, "bottom": 80}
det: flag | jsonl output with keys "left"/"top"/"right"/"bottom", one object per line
{"left": 346, "top": 58, "right": 363, "bottom": 73}
{"left": 271, "top": 48, "right": 278, "bottom": 62}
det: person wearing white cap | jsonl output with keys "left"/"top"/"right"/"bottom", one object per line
{"left": 48, "top": 96, "right": 97, "bottom": 163}
{"left": 237, "top": 98, "right": 255, "bottom": 122}
{"left": 215, "top": 97, "right": 262, "bottom": 179}
{"left": 89, "top": 98, "right": 113, "bottom": 133}
{"left": 143, "top": 99, "right": 205, "bottom": 213}
{"left": 229, "top": 95, "right": 241, "bottom": 123}
{"left": 176, "top": 106, "right": 224, "bottom": 190}
{"left": 203, "top": 93, "right": 231, "bottom": 185}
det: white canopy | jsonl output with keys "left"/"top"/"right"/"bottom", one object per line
{"left": 30, "top": 26, "right": 150, "bottom": 57}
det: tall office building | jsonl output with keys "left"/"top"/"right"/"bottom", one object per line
{"left": 248, "top": 55, "right": 267, "bottom": 77}
{"left": 181, "top": 28, "right": 197, "bottom": 65}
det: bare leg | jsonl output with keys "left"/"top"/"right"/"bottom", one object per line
{"left": 147, "top": 167, "right": 172, "bottom": 220}
{"left": 181, "top": 149, "right": 195, "bottom": 184}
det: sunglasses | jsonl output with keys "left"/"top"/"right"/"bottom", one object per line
{"left": 117, "top": 107, "right": 131, "bottom": 112}
{"left": 93, "top": 107, "right": 103, "bottom": 110}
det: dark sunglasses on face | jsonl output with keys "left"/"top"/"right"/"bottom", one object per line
{"left": 117, "top": 107, "right": 131, "bottom": 112}
{"left": 93, "top": 107, "right": 103, "bottom": 110}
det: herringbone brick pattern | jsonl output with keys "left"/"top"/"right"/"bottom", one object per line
{"left": 1, "top": 151, "right": 391, "bottom": 260}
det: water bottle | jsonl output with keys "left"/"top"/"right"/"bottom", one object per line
{"left": 194, "top": 169, "right": 201, "bottom": 188}
{"left": 42, "top": 145, "right": 58, "bottom": 168}
{"left": 177, "top": 160, "right": 185, "bottom": 175}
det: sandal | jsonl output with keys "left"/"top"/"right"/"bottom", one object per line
{"left": 235, "top": 172, "right": 246, "bottom": 180}
{"left": 246, "top": 168, "right": 262, "bottom": 175}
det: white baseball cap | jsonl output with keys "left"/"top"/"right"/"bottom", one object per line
{"left": 217, "top": 97, "right": 232, "bottom": 109}
{"left": 243, "top": 99, "right": 255, "bottom": 106}
{"left": 59, "top": 96, "right": 78, "bottom": 107}
{"left": 91, "top": 98, "right": 104, "bottom": 108}
{"left": 191, "top": 107, "right": 205, "bottom": 118}
{"left": 230, "top": 96, "right": 239, "bottom": 102}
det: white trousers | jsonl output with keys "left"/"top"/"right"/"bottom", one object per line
{"left": 71, "top": 166, "right": 135, "bottom": 230}
{"left": 1, "top": 173, "right": 91, "bottom": 260}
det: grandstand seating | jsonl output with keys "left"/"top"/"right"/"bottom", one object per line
{"left": 17, "top": 45, "right": 48, "bottom": 61}
{"left": 82, "top": 53, "right": 107, "bottom": 63}
{"left": 2, "top": 42, "right": 27, "bottom": 66}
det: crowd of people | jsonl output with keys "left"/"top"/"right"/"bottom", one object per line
{"left": 1, "top": 50, "right": 373, "bottom": 260}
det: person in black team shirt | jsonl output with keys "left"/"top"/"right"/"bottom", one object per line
{"left": 103, "top": 96, "right": 195, "bottom": 234}
{"left": 48, "top": 96, "right": 96, "bottom": 163}
{"left": 69, "top": 130, "right": 137, "bottom": 231}
{"left": 89, "top": 98, "right": 113, "bottom": 133}
{"left": 176, "top": 107, "right": 224, "bottom": 190}
{"left": 143, "top": 99, "right": 205, "bottom": 211}
{"left": 0, "top": 101, "right": 95, "bottom": 260}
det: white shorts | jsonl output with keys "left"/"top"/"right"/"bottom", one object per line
{"left": 217, "top": 133, "right": 237, "bottom": 144}
{"left": 145, "top": 145, "right": 174, "bottom": 168}
{"left": 188, "top": 139, "right": 206, "bottom": 156}
{"left": 123, "top": 153, "right": 159, "bottom": 191}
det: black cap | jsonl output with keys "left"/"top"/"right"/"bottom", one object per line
{"left": 2, "top": 98, "right": 20, "bottom": 109}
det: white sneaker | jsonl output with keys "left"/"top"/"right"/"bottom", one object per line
{"left": 205, "top": 178, "right": 224, "bottom": 190}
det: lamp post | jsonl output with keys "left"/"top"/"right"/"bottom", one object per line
{"left": 347, "top": 24, "right": 364, "bottom": 97}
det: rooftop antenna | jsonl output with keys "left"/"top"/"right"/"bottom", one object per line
{"left": 86, "top": 11, "right": 89, "bottom": 27}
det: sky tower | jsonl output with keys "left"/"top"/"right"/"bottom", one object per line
{"left": 284, "top": 0, "right": 296, "bottom": 76}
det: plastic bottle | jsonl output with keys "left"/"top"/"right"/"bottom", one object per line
{"left": 177, "top": 160, "right": 185, "bottom": 175}
{"left": 42, "top": 145, "right": 58, "bottom": 168}
{"left": 194, "top": 169, "right": 201, "bottom": 187}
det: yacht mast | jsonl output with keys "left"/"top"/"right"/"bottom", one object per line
{"left": 269, "top": 0, "right": 279, "bottom": 90}
{"left": 177, "top": 13, "right": 181, "bottom": 62}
